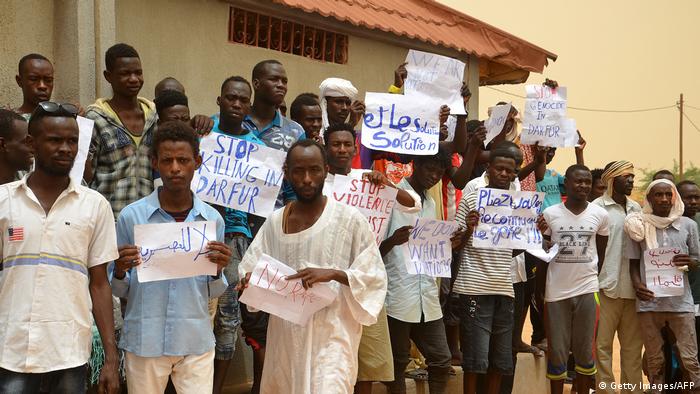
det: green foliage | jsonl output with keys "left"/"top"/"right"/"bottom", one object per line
{"left": 638, "top": 161, "right": 700, "bottom": 190}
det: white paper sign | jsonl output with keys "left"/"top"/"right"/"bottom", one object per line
{"left": 521, "top": 85, "right": 577, "bottom": 147}
{"left": 361, "top": 92, "right": 441, "bottom": 155}
{"left": 69, "top": 116, "right": 94, "bottom": 184}
{"left": 484, "top": 103, "right": 512, "bottom": 147}
{"left": 404, "top": 49, "right": 467, "bottom": 115}
{"left": 473, "top": 188, "right": 544, "bottom": 250}
{"left": 192, "top": 132, "right": 286, "bottom": 217}
{"left": 135, "top": 220, "right": 218, "bottom": 282}
{"left": 238, "top": 254, "right": 337, "bottom": 326}
{"left": 331, "top": 172, "right": 398, "bottom": 244}
{"left": 405, "top": 218, "right": 459, "bottom": 278}
{"left": 644, "top": 247, "right": 684, "bottom": 297}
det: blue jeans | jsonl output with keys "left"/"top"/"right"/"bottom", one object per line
{"left": 0, "top": 364, "right": 87, "bottom": 394}
{"left": 213, "top": 234, "right": 249, "bottom": 360}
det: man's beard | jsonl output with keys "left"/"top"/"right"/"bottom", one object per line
{"left": 293, "top": 183, "right": 324, "bottom": 204}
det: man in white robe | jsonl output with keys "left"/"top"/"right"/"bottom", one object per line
{"left": 238, "top": 139, "right": 387, "bottom": 394}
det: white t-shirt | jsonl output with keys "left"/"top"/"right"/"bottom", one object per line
{"left": 543, "top": 203, "right": 610, "bottom": 302}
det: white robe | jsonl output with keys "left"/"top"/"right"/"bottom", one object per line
{"left": 239, "top": 198, "right": 387, "bottom": 394}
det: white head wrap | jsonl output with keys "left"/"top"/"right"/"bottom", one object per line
{"left": 319, "top": 77, "right": 358, "bottom": 129}
{"left": 623, "top": 179, "right": 685, "bottom": 249}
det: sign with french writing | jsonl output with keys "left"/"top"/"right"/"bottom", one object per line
{"left": 192, "top": 132, "right": 286, "bottom": 217}
{"left": 484, "top": 103, "right": 512, "bottom": 147}
{"left": 521, "top": 85, "right": 577, "bottom": 147}
{"left": 405, "top": 218, "right": 459, "bottom": 278}
{"left": 238, "top": 254, "right": 337, "bottom": 326}
{"left": 361, "top": 92, "right": 441, "bottom": 155}
{"left": 135, "top": 221, "right": 218, "bottom": 282}
{"left": 404, "top": 49, "right": 467, "bottom": 115}
{"left": 331, "top": 172, "right": 398, "bottom": 244}
{"left": 473, "top": 188, "right": 544, "bottom": 250}
{"left": 644, "top": 247, "right": 684, "bottom": 297}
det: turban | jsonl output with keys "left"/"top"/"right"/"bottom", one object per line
{"left": 623, "top": 179, "right": 685, "bottom": 249}
{"left": 601, "top": 160, "right": 635, "bottom": 197}
{"left": 319, "top": 77, "right": 358, "bottom": 129}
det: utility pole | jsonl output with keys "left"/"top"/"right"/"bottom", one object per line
{"left": 679, "top": 93, "right": 684, "bottom": 180}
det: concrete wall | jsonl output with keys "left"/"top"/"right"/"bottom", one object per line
{"left": 0, "top": 0, "right": 55, "bottom": 109}
{"left": 113, "top": 0, "right": 477, "bottom": 116}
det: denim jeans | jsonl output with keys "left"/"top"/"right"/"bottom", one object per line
{"left": 213, "top": 234, "right": 249, "bottom": 360}
{"left": 0, "top": 364, "right": 87, "bottom": 394}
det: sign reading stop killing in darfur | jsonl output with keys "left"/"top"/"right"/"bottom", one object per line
{"left": 192, "top": 132, "right": 286, "bottom": 217}
{"left": 472, "top": 188, "right": 545, "bottom": 250}
{"left": 521, "top": 85, "right": 578, "bottom": 148}
{"left": 331, "top": 172, "right": 398, "bottom": 245}
{"left": 403, "top": 49, "right": 467, "bottom": 115}
{"left": 361, "top": 92, "right": 441, "bottom": 155}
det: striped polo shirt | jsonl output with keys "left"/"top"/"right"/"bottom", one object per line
{"left": 453, "top": 190, "right": 515, "bottom": 298}
{"left": 0, "top": 176, "right": 118, "bottom": 373}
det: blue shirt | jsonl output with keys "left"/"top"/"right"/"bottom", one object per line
{"left": 111, "top": 189, "right": 227, "bottom": 357}
{"left": 537, "top": 169, "right": 565, "bottom": 210}
{"left": 209, "top": 122, "right": 264, "bottom": 237}
{"left": 242, "top": 111, "right": 305, "bottom": 209}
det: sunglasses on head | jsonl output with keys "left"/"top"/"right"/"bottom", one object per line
{"left": 34, "top": 101, "right": 79, "bottom": 118}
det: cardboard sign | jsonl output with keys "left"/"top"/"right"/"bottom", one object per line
{"left": 406, "top": 218, "right": 459, "bottom": 278}
{"left": 331, "top": 172, "right": 398, "bottom": 244}
{"left": 644, "top": 247, "right": 684, "bottom": 297}
{"left": 238, "top": 254, "right": 337, "bottom": 326}
{"left": 135, "top": 221, "right": 218, "bottom": 282}
{"left": 192, "top": 132, "right": 286, "bottom": 217}
{"left": 473, "top": 188, "right": 544, "bottom": 250}
{"left": 404, "top": 49, "right": 467, "bottom": 115}
{"left": 361, "top": 92, "right": 441, "bottom": 155}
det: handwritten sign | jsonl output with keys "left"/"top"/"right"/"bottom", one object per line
{"left": 526, "top": 244, "right": 560, "bottom": 262}
{"left": 521, "top": 85, "right": 577, "bottom": 148}
{"left": 69, "top": 116, "right": 95, "bottom": 184}
{"left": 404, "top": 49, "right": 467, "bottom": 115}
{"left": 134, "top": 221, "right": 218, "bottom": 282}
{"left": 331, "top": 172, "right": 398, "bottom": 244}
{"left": 238, "top": 254, "right": 337, "bottom": 326}
{"left": 484, "top": 103, "right": 512, "bottom": 147}
{"left": 192, "top": 132, "right": 286, "bottom": 217}
{"left": 406, "top": 218, "right": 459, "bottom": 277}
{"left": 361, "top": 92, "right": 440, "bottom": 155}
{"left": 644, "top": 247, "right": 684, "bottom": 297}
{"left": 473, "top": 188, "right": 544, "bottom": 250}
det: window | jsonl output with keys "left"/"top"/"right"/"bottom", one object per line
{"left": 228, "top": 7, "right": 348, "bottom": 64}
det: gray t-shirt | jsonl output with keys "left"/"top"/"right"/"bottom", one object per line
{"left": 625, "top": 216, "right": 700, "bottom": 313}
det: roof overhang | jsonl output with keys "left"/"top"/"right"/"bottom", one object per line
{"left": 227, "top": 0, "right": 557, "bottom": 85}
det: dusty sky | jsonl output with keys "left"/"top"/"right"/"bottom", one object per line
{"left": 438, "top": 0, "right": 700, "bottom": 176}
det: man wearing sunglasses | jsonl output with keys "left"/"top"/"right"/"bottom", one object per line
{"left": 0, "top": 102, "right": 120, "bottom": 394}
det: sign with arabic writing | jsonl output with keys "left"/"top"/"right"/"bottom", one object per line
{"left": 134, "top": 220, "right": 218, "bottom": 282}
{"left": 644, "top": 247, "right": 684, "bottom": 297}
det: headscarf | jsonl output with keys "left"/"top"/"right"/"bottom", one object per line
{"left": 601, "top": 160, "right": 634, "bottom": 197}
{"left": 623, "top": 179, "right": 685, "bottom": 249}
{"left": 319, "top": 77, "right": 358, "bottom": 129}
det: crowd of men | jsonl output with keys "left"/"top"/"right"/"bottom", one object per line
{"left": 0, "top": 42, "right": 699, "bottom": 394}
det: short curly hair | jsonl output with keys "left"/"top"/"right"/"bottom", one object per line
{"left": 149, "top": 120, "right": 199, "bottom": 159}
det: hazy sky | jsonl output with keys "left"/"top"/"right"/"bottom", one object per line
{"left": 438, "top": 0, "right": 700, "bottom": 176}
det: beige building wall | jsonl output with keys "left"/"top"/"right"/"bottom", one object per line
{"left": 0, "top": 0, "right": 55, "bottom": 109}
{"left": 114, "top": 0, "right": 478, "bottom": 117}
